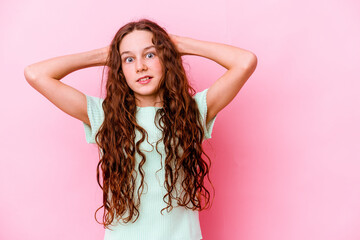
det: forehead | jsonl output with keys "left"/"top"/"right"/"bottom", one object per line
{"left": 119, "top": 30, "right": 154, "bottom": 52}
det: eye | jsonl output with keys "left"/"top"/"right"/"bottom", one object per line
{"left": 124, "top": 57, "right": 134, "bottom": 63}
{"left": 146, "top": 52, "right": 155, "bottom": 58}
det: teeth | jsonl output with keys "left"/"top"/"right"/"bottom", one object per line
{"left": 139, "top": 77, "right": 150, "bottom": 82}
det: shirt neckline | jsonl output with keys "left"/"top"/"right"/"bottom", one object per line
{"left": 136, "top": 106, "right": 163, "bottom": 109}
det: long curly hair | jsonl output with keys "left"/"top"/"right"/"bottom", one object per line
{"left": 94, "top": 19, "right": 214, "bottom": 230}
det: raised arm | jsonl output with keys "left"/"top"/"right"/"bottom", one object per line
{"left": 170, "top": 35, "right": 257, "bottom": 124}
{"left": 24, "top": 47, "right": 109, "bottom": 126}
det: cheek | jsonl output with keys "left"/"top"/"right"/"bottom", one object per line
{"left": 153, "top": 59, "right": 164, "bottom": 74}
{"left": 122, "top": 66, "right": 132, "bottom": 82}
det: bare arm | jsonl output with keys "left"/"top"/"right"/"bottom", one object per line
{"left": 170, "top": 35, "right": 257, "bottom": 124}
{"left": 24, "top": 47, "right": 109, "bottom": 126}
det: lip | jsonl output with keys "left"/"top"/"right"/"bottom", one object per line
{"left": 137, "top": 75, "right": 153, "bottom": 82}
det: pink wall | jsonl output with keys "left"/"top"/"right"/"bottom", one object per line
{"left": 1, "top": 0, "right": 360, "bottom": 239}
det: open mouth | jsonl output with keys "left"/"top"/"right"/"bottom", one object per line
{"left": 137, "top": 76, "right": 153, "bottom": 83}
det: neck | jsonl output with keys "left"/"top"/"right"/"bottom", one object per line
{"left": 134, "top": 90, "right": 164, "bottom": 107}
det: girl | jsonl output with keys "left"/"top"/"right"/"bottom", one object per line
{"left": 24, "top": 19, "right": 257, "bottom": 240}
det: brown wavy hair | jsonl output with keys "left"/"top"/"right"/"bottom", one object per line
{"left": 94, "top": 19, "right": 214, "bottom": 230}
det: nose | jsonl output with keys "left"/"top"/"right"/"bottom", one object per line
{"left": 136, "top": 59, "right": 148, "bottom": 73}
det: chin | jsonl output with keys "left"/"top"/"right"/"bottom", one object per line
{"left": 134, "top": 87, "right": 160, "bottom": 96}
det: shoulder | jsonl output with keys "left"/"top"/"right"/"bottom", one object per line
{"left": 193, "top": 88, "right": 217, "bottom": 140}
{"left": 193, "top": 88, "right": 208, "bottom": 106}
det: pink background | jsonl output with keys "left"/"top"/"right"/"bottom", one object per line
{"left": 1, "top": 0, "right": 360, "bottom": 239}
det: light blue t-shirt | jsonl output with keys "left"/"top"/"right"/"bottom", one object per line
{"left": 82, "top": 88, "right": 217, "bottom": 240}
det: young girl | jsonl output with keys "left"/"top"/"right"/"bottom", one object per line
{"left": 24, "top": 19, "right": 257, "bottom": 240}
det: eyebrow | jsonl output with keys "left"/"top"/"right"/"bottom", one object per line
{"left": 120, "top": 45, "right": 156, "bottom": 57}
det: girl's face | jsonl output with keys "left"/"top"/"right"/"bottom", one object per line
{"left": 119, "top": 30, "right": 164, "bottom": 107}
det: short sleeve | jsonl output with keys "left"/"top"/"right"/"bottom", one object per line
{"left": 82, "top": 95, "right": 105, "bottom": 144}
{"left": 193, "top": 88, "right": 217, "bottom": 140}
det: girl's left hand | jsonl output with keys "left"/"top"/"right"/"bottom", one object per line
{"left": 169, "top": 34, "right": 184, "bottom": 55}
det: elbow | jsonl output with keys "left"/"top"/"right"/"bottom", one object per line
{"left": 24, "top": 65, "right": 38, "bottom": 83}
{"left": 247, "top": 52, "right": 257, "bottom": 67}
{"left": 244, "top": 53, "right": 257, "bottom": 73}
{"left": 234, "top": 51, "right": 258, "bottom": 71}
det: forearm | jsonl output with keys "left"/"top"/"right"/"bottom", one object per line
{"left": 173, "top": 35, "right": 256, "bottom": 70}
{"left": 24, "top": 47, "right": 108, "bottom": 81}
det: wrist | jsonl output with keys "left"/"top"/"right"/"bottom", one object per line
{"left": 176, "top": 36, "right": 199, "bottom": 56}
{"left": 93, "top": 47, "right": 109, "bottom": 66}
